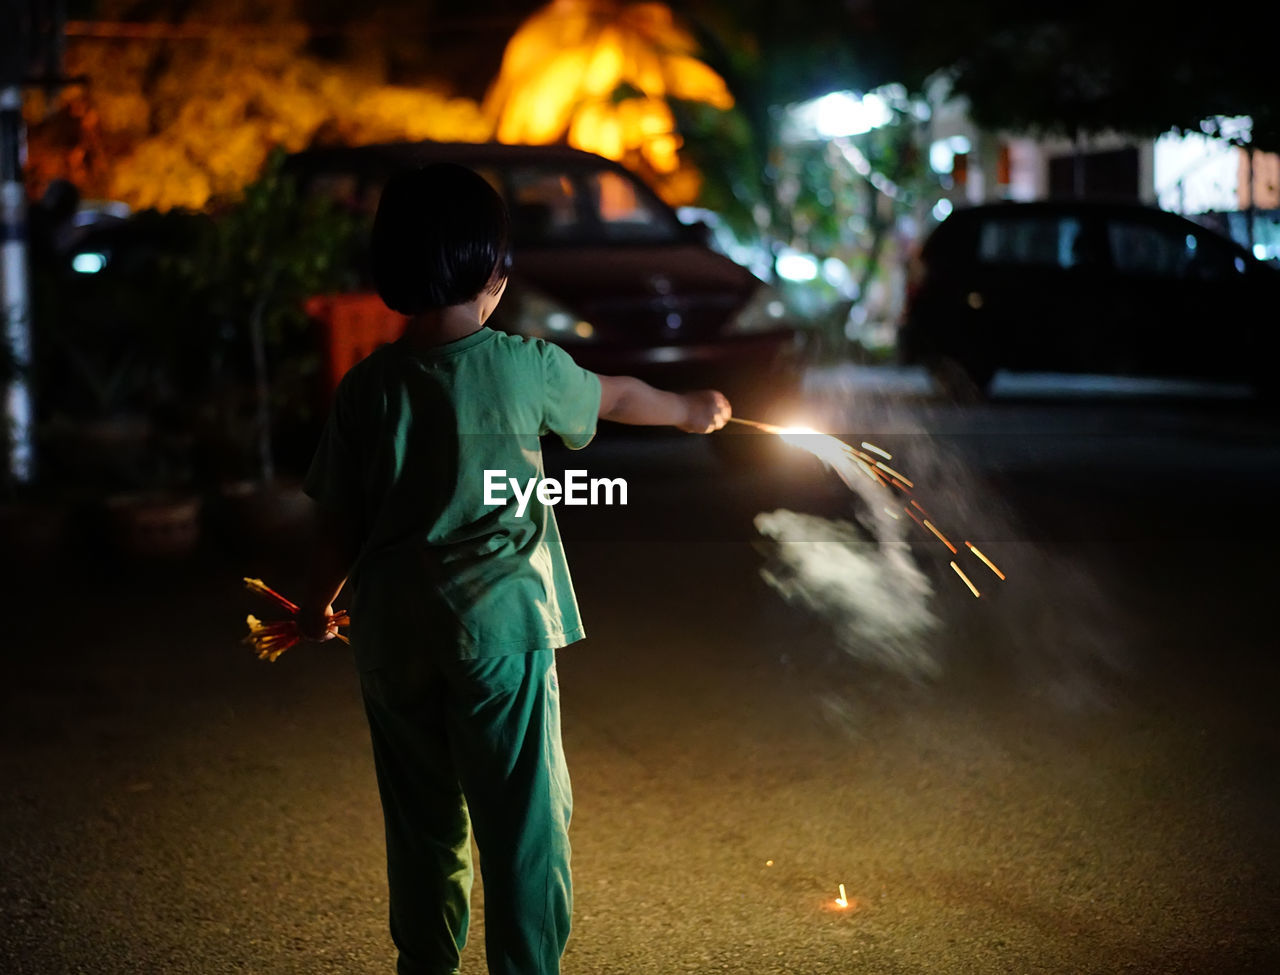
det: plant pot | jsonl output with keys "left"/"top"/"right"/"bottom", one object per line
{"left": 106, "top": 492, "right": 203, "bottom": 560}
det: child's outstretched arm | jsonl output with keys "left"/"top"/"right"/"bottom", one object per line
{"left": 597, "top": 375, "right": 731, "bottom": 433}
{"left": 296, "top": 502, "right": 362, "bottom": 641}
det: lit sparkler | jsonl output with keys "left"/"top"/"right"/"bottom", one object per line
{"left": 727, "top": 416, "right": 1009, "bottom": 597}
{"left": 834, "top": 883, "right": 849, "bottom": 909}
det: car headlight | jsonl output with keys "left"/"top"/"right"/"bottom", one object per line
{"left": 727, "top": 284, "right": 791, "bottom": 334}
{"left": 497, "top": 283, "right": 597, "bottom": 342}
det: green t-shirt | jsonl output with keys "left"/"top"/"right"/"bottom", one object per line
{"left": 303, "top": 326, "right": 602, "bottom": 662}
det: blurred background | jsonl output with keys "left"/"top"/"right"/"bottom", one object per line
{"left": 3, "top": 5, "right": 1279, "bottom": 973}
{"left": 4, "top": 0, "right": 1278, "bottom": 535}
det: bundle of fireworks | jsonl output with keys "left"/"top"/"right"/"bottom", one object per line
{"left": 242, "top": 577, "right": 349, "bottom": 661}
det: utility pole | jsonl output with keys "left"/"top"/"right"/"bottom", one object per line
{"left": 1, "top": 81, "right": 33, "bottom": 488}
{"left": 1, "top": 0, "right": 65, "bottom": 490}
{"left": 1, "top": 1, "right": 37, "bottom": 489}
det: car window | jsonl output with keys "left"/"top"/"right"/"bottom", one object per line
{"left": 1183, "top": 231, "right": 1247, "bottom": 281}
{"left": 977, "top": 215, "right": 1086, "bottom": 268}
{"left": 1107, "top": 221, "right": 1189, "bottom": 276}
{"left": 1107, "top": 221, "right": 1246, "bottom": 280}
{"left": 587, "top": 169, "right": 680, "bottom": 242}
{"left": 506, "top": 168, "right": 588, "bottom": 245}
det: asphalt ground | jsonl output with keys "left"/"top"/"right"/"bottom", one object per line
{"left": 3, "top": 375, "right": 1279, "bottom": 974}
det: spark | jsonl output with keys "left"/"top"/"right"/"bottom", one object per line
{"left": 834, "top": 883, "right": 849, "bottom": 909}
{"left": 883, "top": 507, "right": 900, "bottom": 520}
{"left": 949, "top": 561, "right": 981, "bottom": 598}
{"left": 909, "top": 499, "right": 929, "bottom": 516}
{"left": 875, "top": 461, "right": 914, "bottom": 488}
{"left": 922, "top": 519, "right": 958, "bottom": 554}
{"left": 965, "top": 541, "right": 1006, "bottom": 580}
{"left": 777, "top": 426, "right": 853, "bottom": 467}
{"left": 854, "top": 457, "right": 888, "bottom": 486}
{"left": 860, "top": 442, "right": 892, "bottom": 460}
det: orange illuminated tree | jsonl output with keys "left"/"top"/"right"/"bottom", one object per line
{"left": 23, "top": 0, "right": 491, "bottom": 212}
{"left": 483, "top": 0, "right": 734, "bottom": 206}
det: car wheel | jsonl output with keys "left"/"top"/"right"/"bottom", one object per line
{"left": 928, "top": 356, "right": 994, "bottom": 403}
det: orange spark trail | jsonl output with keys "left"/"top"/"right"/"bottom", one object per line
{"left": 965, "top": 542, "right": 1006, "bottom": 580}
{"left": 875, "top": 461, "right": 914, "bottom": 488}
{"left": 949, "top": 561, "right": 981, "bottom": 598}
{"left": 861, "top": 442, "right": 892, "bottom": 460}
{"left": 923, "top": 519, "right": 958, "bottom": 554}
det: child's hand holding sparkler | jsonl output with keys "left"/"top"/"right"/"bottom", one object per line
{"left": 242, "top": 577, "right": 349, "bottom": 662}
{"left": 677, "top": 390, "right": 732, "bottom": 434}
{"left": 296, "top": 602, "right": 343, "bottom": 642}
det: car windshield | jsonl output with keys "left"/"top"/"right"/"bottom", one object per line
{"left": 503, "top": 164, "right": 682, "bottom": 246}
{"left": 301, "top": 159, "right": 683, "bottom": 248}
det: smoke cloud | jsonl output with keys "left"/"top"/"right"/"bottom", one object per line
{"left": 752, "top": 376, "right": 1130, "bottom": 712}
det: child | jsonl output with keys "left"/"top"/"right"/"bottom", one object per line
{"left": 296, "top": 162, "right": 730, "bottom": 975}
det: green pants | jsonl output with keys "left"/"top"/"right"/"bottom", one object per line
{"left": 359, "top": 649, "right": 573, "bottom": 975}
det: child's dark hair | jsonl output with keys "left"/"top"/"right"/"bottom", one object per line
{"left": 371, "top": 162, "right": 511, "bottom": 314}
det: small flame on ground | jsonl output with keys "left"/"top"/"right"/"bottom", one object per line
{"left": 834, "top": 883, "right": 849, "bottom": 909}
{"left": 861, "top": 442, "right": 892, "bottom": 461}
{"left": 965, "top": 541, "right": 1007, "bottom": 580}
{"left": 949, "top": 560, "right": 981, "bottom": 598}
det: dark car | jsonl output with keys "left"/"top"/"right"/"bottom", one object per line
{"left": 285, "top": 142, "right": 803, "bottom": 421}
{"left": 898, "top": 201, "right": 1280, "bottom": 397}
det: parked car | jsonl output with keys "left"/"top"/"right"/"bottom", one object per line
{"left": 899, "top": 200, "right": 1280, "bottom": 397}
{"left": 285, "top": 142, "right": 803, "bottom": 425}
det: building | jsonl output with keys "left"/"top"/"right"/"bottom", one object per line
{"left": 926, "top": 94, "right": 1280, "bottom": 261}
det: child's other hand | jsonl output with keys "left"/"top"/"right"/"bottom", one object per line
{"left": 298, "top": 603, "right": 339, "bottom": 642}
{"left": 678, "top": 390, "right": 731, "bottom": 433}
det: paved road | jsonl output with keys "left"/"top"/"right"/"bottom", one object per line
{"left": 3, "top": 370, "right": 1278, "bottom": 974}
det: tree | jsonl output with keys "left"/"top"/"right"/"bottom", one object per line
{"left": 672, "top": 0, "right": 942, "bottom": 357}
{"left": 482, "top": 0, "right": 735, "bottom": 205}
{"left": 840, "top": 0, "right": 1279, "bottom": 152}
{"left": 22, "top": 0, "right": 493, "bottom": 211}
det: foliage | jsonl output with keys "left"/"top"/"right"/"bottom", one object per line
{"left": 672, "top": 4, "right": 946, "bottom": 360}
{"left": 22, "top": 0, "right": 491, "bottom": 211}
{"left": 483, "top": 0, "right": 735, "bottom": 205}
{"left": 913, "top": 4, "right": 1280, "bottom": 153}
{"left": 190, "top": 148, "right": 363, "bottom": 484}
{"left": 691, "top": 0, "right": 1280, "bottom": 154}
